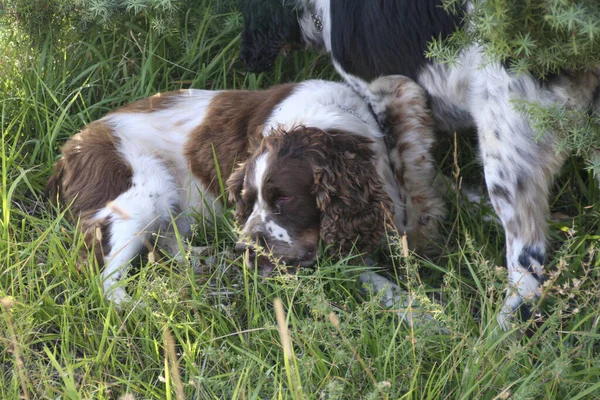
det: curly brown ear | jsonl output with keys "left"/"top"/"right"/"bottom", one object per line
{"left": 226, "top": 162, "right": 250, "bottom": 222}
{"left": 313, "top": 129, "right": 393, "bottom": 254}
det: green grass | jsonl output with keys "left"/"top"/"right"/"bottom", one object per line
{"left": 2, "top": 2, "right": 600, "bottom": 399}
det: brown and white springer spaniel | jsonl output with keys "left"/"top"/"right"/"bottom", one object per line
{"left": 46, "top": 76, "right": 445, "bottom": 307}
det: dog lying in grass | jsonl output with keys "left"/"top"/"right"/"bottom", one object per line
{"left": 46, "top": 76, "right": 445, "bottom": 320}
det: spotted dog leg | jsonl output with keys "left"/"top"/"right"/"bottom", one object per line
{"left": 366, "top": 76, "right": 446, "bottom": 253}
{"left": 470, "top": 70, "right": 568, "bottom": 329}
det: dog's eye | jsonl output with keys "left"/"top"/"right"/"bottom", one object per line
{"left": 274, "top": 196, "right": 292, "bottom": 213}
{"left": 275, "top": 196, "right": 292, "bottom": 205}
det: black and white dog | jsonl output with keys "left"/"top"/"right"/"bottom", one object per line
{"left": 238, "top": 0, "right": 600, "bottom": 328}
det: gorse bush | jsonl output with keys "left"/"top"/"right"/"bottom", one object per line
{"left": 515, "top": 101, "right": 600, "bottom": 169}
{"left": 429, "top": 0, "right": 600, "bottom": 78}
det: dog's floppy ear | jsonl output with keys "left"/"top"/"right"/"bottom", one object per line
{"left": 238, "top": 0, "right": 301, "bottom": 73}
{"left": 311, "top": 129, "right": 393, "bottom": 254}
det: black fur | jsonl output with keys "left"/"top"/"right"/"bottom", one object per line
{"left": 491, "top": 184, "right": 512, "bottom": 204}
{"left": 518, "top": 246, "right": 545, "bottom": 271}
{"left": 329, "top": 0, "right": 463, "bottom": 81}
{"left": 238, "top": 0, "right": 301, "bottom": 73}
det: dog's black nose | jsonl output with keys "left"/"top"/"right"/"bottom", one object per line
{"left": 234, "top": 242, "right": 257, "bottom": 259}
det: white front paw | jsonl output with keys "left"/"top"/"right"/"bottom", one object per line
{"left": 497, "top": 291, "right": 524, "bottom": 330}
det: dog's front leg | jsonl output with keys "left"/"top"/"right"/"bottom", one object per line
{"left": 359, "top": 272, "right": 439, "bottom": 329}
{"left": 471, "top": 71, "right": 567, "bottom": 329}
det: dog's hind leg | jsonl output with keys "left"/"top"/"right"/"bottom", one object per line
{"left": 95, "top": 154, "right": 180, "bottom": 306}
{"left": 469, "top": 68, "right": 568, "bottom": 329}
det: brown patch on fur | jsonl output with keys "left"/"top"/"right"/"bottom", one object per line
{"left": 46, "top": 121, "right": 133, "bottom": 263}
{"left": 262, "top": 137, "right": 321, "bottom": 256}
{"left": 46, "top": 121, "right": 132, "bottom": 214}
{"left": 185, "top": 83, "right": 297, "bottom": 198}
{"left": 261, "top": 145, "right": 319, "bottom": 228}
{"left": 109, "top": 91, "right": 184, "bottom": 114}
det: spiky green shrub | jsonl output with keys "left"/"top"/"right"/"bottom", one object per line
{"left": 429, "top": 0, "right": 600, "bottom": 78}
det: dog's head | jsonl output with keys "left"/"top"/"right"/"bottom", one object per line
{"left": 238, "top": 0, "right": 302, "bottom": 73}
{"left": 227, "top": 126, "right": 392, "bottom": 273}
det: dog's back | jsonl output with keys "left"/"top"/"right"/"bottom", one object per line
{"left": 329, "top": 0, "right": 462, "bottom": 81}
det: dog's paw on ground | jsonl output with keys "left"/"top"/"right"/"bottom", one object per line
{"left": 359, "top": 271, "right": 448, "bottom": 333}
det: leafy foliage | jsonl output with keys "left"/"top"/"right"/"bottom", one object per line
{"left": 429, "top": 0, "right": 600, "bottom": 78}
{"left": 515, "top": 100, "right": 600, "bottom": 171}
